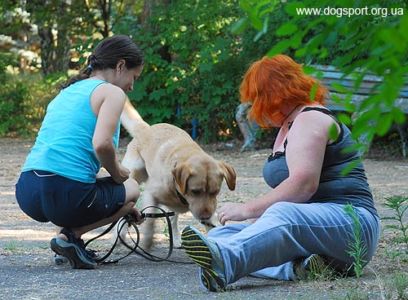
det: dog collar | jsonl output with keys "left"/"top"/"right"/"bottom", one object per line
{"left": 175, "top": 189, "right": 189, "bottom": 207}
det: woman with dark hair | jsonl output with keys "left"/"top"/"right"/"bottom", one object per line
{"left": 181, "top": 55, "right": 380, "bottom": 291}
{"left": 15, "top": 35, "right": 144, "bottom": 269}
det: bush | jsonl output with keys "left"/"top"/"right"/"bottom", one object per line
{"left": 0, "top": 52, "right": 64, "bottom": 137}
{"left": 0, "top": 52, "right": 29, "bottom": 136}
{"left": 118, "top": 1, "right": 293, "bottom": 142}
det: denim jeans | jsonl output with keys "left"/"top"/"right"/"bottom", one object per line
{"left": 208, "top": 202, "right": 380, "bottom": 284}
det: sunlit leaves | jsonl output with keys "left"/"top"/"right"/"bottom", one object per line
{"left": 276, "top": 23, "right": 297, "bottom": 36}
{"left": 231, "top": 17, "right": 249, "bottom": 34}
{"left": 235, "top": 0, "right": 408, "bottom": 160}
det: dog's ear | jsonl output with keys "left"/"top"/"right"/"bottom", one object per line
{"left": 172, "top": 163, "right": 192, "bottom": 194}
{"left": 219, "top": 162, "right": 236, "bottom": 191}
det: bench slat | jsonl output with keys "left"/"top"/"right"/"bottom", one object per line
{"left": 311, "top": 64, "right": 408, "bottom": 97}
{"left": 326, "top": 92, "right": 408, "bottom": 113}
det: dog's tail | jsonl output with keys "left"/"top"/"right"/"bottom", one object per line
{"left": 121, "top": 98, "right": 150, "bottom": 137}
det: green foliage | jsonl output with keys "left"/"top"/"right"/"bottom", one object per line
{"left": 343, "top": 289, "right": 370, "bottom": 300}
{"left": 0, "top": 52, "right": 64, "bottom": 137}
{"left": 3, "top": 241, "right": 18, "bottom": 252}
{"left": 0, "top": 53, "right": 29, "bottom": 136}
{"left": 382, "top": 272, "right": 408, "bottom": 300}
{"left": 4, "top": 0, "right": 406, "bottom": 144}
{"left": 119, "top": 1, "right": 240, "bottom": 141}
{"left": 305, "top": 255, "right": 337, "bottom": 281}
{"left": 344, "top": 204, "right": 367, "bottom": 278}
{"left": 236, "top": 0, "right": 408, "bottom": 153}
{"left": 383, "top": 196, "right": 408, "bottom": 254}
{"left": 392, "top": 272, "right": 408, "bottom": 300}
{"left": 116, "top": 0, "right": 290, "bottom": 142}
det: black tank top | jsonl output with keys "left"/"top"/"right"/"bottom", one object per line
{"left": 263, "top": 107, "right": 377, "bottom": 216}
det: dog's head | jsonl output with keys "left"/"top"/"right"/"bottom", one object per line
{"left": 172, "top": 155, "right": 236, "bottom": 222}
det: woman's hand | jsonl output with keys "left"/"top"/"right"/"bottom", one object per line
{"left": 217, "top": 202, "right": 251, "bottom": 225}
{"left": 129, "top": 207, "right": 144, "bottom": 225}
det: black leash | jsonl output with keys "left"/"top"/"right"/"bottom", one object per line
{"left": 84, "top": 206, "right": 188, "bottom": 265}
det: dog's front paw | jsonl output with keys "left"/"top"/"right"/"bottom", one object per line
{"left": 171, "top": 230, "right": 182, "bottom": 248}
{"left": 172, "top": 237, "right": 182, "bottom": 249}
{"left": 138, "top": 236, "right": 154, "bottom": 250}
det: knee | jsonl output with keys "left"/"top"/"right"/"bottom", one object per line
{"left": 208, "top": 226, "right": 229, "bottom": 238}
{"left": 265, "top": 201, "right": 293, "bottom": 214}
{"left": 208, "top": 223, "right": 247, "bottom": 238}
{"left": 124, "top": 178, "right": 140, "bottom": 202}
{"left": 263, "top": 202, "right": 299, "bottom": 223}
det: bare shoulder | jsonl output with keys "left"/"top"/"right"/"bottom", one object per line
{"left": 90, "top": 83, "right": 126, "bottom": 115}
{"left": 288, "top": 108, "right": 336, "bottom": 143}
{"left": 292, "top": 108, "right": 335, "bottom": 130}
{"left": 93, "top": 83, "right": 126, "bottom": 103}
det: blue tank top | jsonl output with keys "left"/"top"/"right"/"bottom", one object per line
{"left": 263, "top": 107, "right": 377, "bottom": 217}
{"left": 22, "top": 79, "right": 120, "bottom": 183}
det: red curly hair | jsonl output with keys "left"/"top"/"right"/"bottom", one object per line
{"left": 239, "top": 55, "right": 327, "bottom": 127}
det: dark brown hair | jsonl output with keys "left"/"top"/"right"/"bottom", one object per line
{"left": 63, "top": 35, "right": 144, "bottom": 88}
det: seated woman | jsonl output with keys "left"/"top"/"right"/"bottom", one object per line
{"left": 181, "top": 54, "right": 380, "bottom": 292}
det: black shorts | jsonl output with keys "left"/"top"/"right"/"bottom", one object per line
{"left": 15, "top": 170, "right": 126, "bottom": 228}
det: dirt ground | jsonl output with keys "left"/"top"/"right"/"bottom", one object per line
{"left": 0, "top": 138, "right": 407, "bottom": 300}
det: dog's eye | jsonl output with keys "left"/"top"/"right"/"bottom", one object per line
{"left": 191, "top": 189, "right": 202, "bottom": 196}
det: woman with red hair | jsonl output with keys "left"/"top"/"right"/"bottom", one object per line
{"left": 181, "top": 55, "right": 380, "bottom": 292}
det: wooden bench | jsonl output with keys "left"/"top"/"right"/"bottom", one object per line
{"left": 236, "top": 65, "right": 408, "bottom": 156}
{"left": 314, "top": 64, "right": 408, "bottom": 157}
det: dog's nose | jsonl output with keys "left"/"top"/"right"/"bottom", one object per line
{"left": 200, "top": 219, "right": 216, "bottom": 228}
{"left": 199, "top": 212, "right": 212, "bottom": 221}
{"left": 198, "top": 207, "right": 214, "bottom": 221}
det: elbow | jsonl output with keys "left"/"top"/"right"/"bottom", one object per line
{"left": 93, "top": 139, "right": 113, "bottom": 155}
{"left": 289, "top": 174, "right": 320, "bottom": 201}
{"left": 303, "top": 181, "right": 319, "bottom": 199}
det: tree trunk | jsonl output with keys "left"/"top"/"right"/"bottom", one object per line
{"left": 140, "top": 0, "right": 170, "bottom": 27}
{"left": 38, "top": 26, "right": 55, "bottom": 75}
{"left": 55, "top": 1, "right": 71, "bottom": 72}
{"left": 36, "top": 1, "right": 72, "bottom": 75}
{"left": 98, "top": 0, "right": 112, "bottom": 38}
{"left": 140, "top": 0, "right": 152, "bottom": 26}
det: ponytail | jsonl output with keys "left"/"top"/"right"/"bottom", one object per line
{"left": 61, "top": 56, "right": 94, "bottom": 89}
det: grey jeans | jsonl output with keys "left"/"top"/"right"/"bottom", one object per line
{"left": 208, "top": 202, "right": 380, "bottom": 283}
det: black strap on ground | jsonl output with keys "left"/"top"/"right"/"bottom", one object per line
{"left": 84, "top": 206, "right": 180, "bottom": 265}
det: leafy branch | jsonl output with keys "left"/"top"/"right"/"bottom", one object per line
{"left": 344, "top": 204, "right": 367, "bottom": 278}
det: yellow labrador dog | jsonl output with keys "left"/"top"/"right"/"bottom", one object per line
{"left": 120, "top": 100, "right": 236, "bottom": 248}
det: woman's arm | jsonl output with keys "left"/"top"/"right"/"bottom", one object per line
{"left": 218, "top": 111, "right": 336, "bottom": 224}
{"left": 92, "top": 85, "right": 129, "bottom": 184}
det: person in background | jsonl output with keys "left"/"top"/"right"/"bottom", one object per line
{"left": 181, "top": 54, "right": 380, "bottom": 291}
{"left": 15, "top": 35, "right": 144, "bottom": 269}
{"left": 235, "top": 103, "right": 259, "bottom": 152}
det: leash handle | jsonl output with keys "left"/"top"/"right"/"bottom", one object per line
{"left": 125, "top": 209, "right": 175, "bottom": 221}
